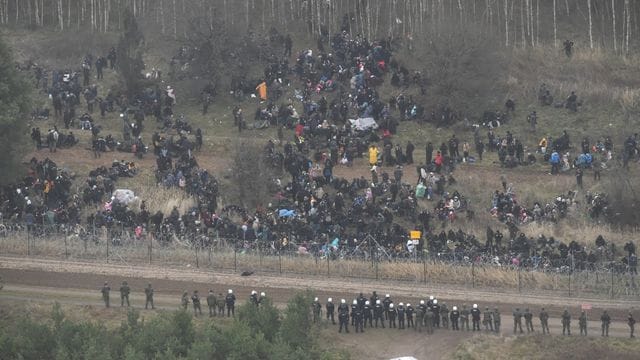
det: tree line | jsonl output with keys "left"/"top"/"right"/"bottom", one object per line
{"left": 0, "top": 292, "right": 349, "bottom": 360}
{"left": 0, "top": 0, "right": 638, "bottom": 53}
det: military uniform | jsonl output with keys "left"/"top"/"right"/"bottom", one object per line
{"left": 562, "top": 310, "right": 571, "bottom": 335}
{"left": 181, "top": 291, "right": 190, "bottom": 310}
{"left": 144, "top": 283, "right": 155, "bottom": 310}
{"left": 579, "top": 311, "right": 588, "bottom": 336}
{"left": 353, "top": 305, "right": 364, "bottom": 333}
{"left": 216, "top": 293, "right": 225, "bottom": 316}
{"left": 338, "top": 301, "right": 350, "bottom": 333}
{"left": 207, "top": 290, "right": 216, "bottom": 317}
{"left": 424, "top": 308, "right": 434, "bottom": 334}
{"left": 101, "top": 282, "right": 110, "bottom": 308}
{"left": 192, "top": 291, "right": 202, "bottom": 316}
{"left": 397, "top": 303, "right": 406, "bottom": 329}
{"left": 460, "top": 305, "right": 470, "bottom": 331}
{"left": 601, "top": 311, "right": 611, "bottom": 337}
{"left": 383, "top": 295, "right": 393, "bottom": 321}
{"left": 628, "top": 313, "right": 636, "bottom": 338}
{"left": 326, "top": 299, "right": 336, "bottom": 324}
{"left": 524, "top": 308, "right": 534, "bottom": 332}
{"left": 513, "top": 308, "right": 523, "bottom": 334}
{"left": 415, "top": 304, "right": 425, "bottom": 332}
{"left": 483, "top": 307, "right": 494, "bottom": 331}
{"left": 493, "top": 308, "right": 501, "bottom": 333}
{"left": 440, "top": 303, "right": 449, "bottom": 329}
{"left": 120, "top": 281, "right": 130, "bottom": 307}
{"left": 539, "top": 308, "right": 550, "bottom": 334}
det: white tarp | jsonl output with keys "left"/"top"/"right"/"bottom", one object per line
{"left": 349, "top": 117, "right": 378, "bottom": 131}
{"left": 112, "top": 189, "right": 138, "bottom": 205}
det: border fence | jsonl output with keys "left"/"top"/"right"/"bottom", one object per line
{"left": 0, "top": 224, "right": 638, "bottom": 300}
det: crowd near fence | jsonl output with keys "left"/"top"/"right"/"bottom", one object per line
{"left": 0, "top": 223, "right": 638, "bottom": 301}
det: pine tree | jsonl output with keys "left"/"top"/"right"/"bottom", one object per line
{"left": 0, "top": 34, "right": 32, "bottom": 185}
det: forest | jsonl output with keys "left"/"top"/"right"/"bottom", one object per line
{"left": 0, "top": 0, "right": 639, "bottom": 54}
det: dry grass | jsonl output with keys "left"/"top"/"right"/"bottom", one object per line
{"left": 453, "top": 334, "right": 640, "bottom": 360}
{"left": 0, "top": 234, "right": 634, "bottom": 299}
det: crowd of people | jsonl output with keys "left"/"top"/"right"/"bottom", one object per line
{"left": 98, "top": 283, "right": 637, "bottom": 339}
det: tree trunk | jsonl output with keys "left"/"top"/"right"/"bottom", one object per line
{"left": 625, "top": 0, "right": 630, "bottom": 54}
{"left": 505, "top": 0, "right": 509, "bottom": 46}
{"left": 520, "top": 0, "right": 525, "bottom": 47}
{"left": 553, "top": 0, "right": 557, "bottom": 47}
{"left": 172, "top": 0, "right": 177, "bottom": 39}
{"left": 612, "top": 0, "right": 617, "bottom": 52}
{"left": 160, "top": 0, "right": 165, "bottom": 34}
{"left": 587, "top": 0, "right": 593, "bottom": 49}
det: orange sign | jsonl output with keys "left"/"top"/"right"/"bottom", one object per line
{"left": 410, "top": 231, "right": 421, "bottom": 240}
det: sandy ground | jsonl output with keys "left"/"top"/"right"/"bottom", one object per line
{"left": 1, "top": 256, "right": 639, "bottom": 359}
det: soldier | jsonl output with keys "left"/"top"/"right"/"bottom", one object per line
{"left": 601, "top": 310, "right": 611, "bottom": 337}
{"left": 369, "top": 291, "right": 379, "bottom": 306}
{"left": 483, "top": 307, "right": 494, "bottom": 332}
{"left": 216, "top": 293, "right": 225, "bottom": 316}
{"left": 388, "top": 303, "right": 397, "bottom": 328}
{"left": 493, "top": 308, "right": 501, "bottom": 334}
{"left": 207, "top": 290, "right": 216, "bottom": 317}
{"left": 562, "top": 309, "right": 572, "bottom": 336}
{"left": 432, "top": 299, "right": 441, "bottom": 328}
{"left": 628, "top": 312, "right": 636, "bottom": 338}
{"left": 524, "top": 308, "right": 534, "bottom": 333}
{"left": 181, "top": 291, "right": 190, "bottom": 310}
{"left": 192, "top": 290, "right": 202, "bottom": 316}
{"left": 440, "top": 302, "right": 449, "bottom": 329}
{"left": 513, "top": 308, "right": 524, "bottom": 334}
{"left": 326, "top": 298, "right": 336, "bottom": 325}
{"left": 144, "top": 283, "right": 155, "bottom": 310}
{"left": 338, "top": 299, "right": 349, "bottom": 333}
{"left": 258, "top": 292, "right": 266, "bottom": 307}
{"left": 579, "top": 311, "right": 588, "bottom": 336}
{"left": 357, "top": 292, "right": 367, "bottom": 309}
{"left": 424, "top": 306, "right": 434, "bottom": 334}
{"left": 312, "top": 297, "right": 322, "bottom": 323}
{"left": 363, "top": 300, "right": 373, "bottom": 328}
{"left": 460, "top": 304, "right": 470, "bottom": 331}
{"left": 450, "top": 306, "right": 460, "bottom": 330}
{"left": 120, "top": 281, "right": 130, "bottom": 307}
{"left": 383, "top": 294, "right": 393, "bottom": 321}
{"left": 406, "top": 303, "right": 415, "bottom": 329}
{"left": 539, "top": 307, "right": 550, "bottom": 334}
{"left": 101, "top": 282, "right": 111, "bottom": 308}
{"left": 374, "top": 299, "right": 385, "bottom": 328}
{"left": 225, "top": 289, "right": 236, "bottom": 317}
{"left": 415, "top": 301, "right": 425, "bottom": 332}
{"left": 471, "top": 304, "right": 481, "bottom": 331}
{"left": 397, "top": 302, "right": 406, "bottom": 329}
{"left": 353, "top": 301, "right": 364, "bottom": 333}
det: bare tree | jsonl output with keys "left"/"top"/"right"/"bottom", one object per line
{"left": 612, "top": 0, "right": 617, "bottom": 52}
{"left": 553, "top": 0, "right": 557, "bottom": 47}
{"left": 587, "top": 0, "right": 593, "bottom": 49}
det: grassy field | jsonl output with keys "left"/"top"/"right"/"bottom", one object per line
{"left": 453, "top": 334, "right": 640, "bottom": 360}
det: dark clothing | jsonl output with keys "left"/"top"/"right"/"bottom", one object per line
{"left": 145, "top": 286, "right": 155, "bottom": 309}
{"left": 225, "top": 293, "right": 236, "bottom": 317}
{"left": 471, "top": 308, "right": 481, "bottom": 331}
{"left": 326, "top": 302, "right": 336, "bottom": 324}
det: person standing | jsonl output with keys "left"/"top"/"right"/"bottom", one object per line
{"left": 562, "top": 309, "right": 572, "bottom": 336}
{"left": 471, "top": 304, "right": 481, "bottom": 331}
{"left": 579, "top": 311, "right": 588, "bottom": 336}
{"left": 397, "top": 303, "right": 406, "bottom": 330}
{"left": 460, "top": 304, "right": 470, "bottom": 331}
{"left": 207, "top": 290, "right": 217, "bottom": 317}
{"left": 374, "top": 300, "right": 385, "bottom": 328}
{"left": 120, "top": 281, "right": 130, "bottom": 307}
{"left": 493, "top": 308, "right": 501, "bottom": 333}
{"left": 192, "top": 290, "right": 202, "bottom": 316}
{"left": 628, "top": 312, "right": 636, "bottom": 338}
{"left": 601, "top": 310, "right": 611, "bottom": 337}
{"left": 326, "top": 298, "right": 336, "bottom": 325}
{"left": 513, "top": 308, "right": 524, "bottom": 334}
{"left": 312, "top": 297, "right": 322, "bottom": 323}
{"left": 539, "top": 308, "right": 550, "bottom": 334}
{"left": 101, "top": 282, "right": 111, "bottom": 308}
{"left": 576, "top": 167, "right": 584, "bottom": 189}
{"left": 144, "top": 283, "right": 155, "bottom": 310}
{"left": 425, "top": 142, "right": 434, "bottom": 164}
{"left": 450, "top": 306, "right": 460, "bottom": 331}
{"left": 405, "top": 141, "right": 415, "bottom": 164}
{"left": 524, "top": 308, "right": 534, "bottom": 333}
{"left": 181, "top": 291, "right": 190, "bottom": 310}
{"left": 338, "top": 299, "right": 349, "bottom": 333}
{"left": 388, "top": 303, "right": 397, "bottom": 328}
{"left": 216, "top": 293, "right": 225, "bottom": 316}
{"left": 406, "top": 303, "right": 415, "bottom": 329}
{"left": 225, "top": 289, "right": 236, "bottom": 317}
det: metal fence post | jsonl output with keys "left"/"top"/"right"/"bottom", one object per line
{"left": 106, "top": 228, "right": 109, "bottom": 263}
{"left": 195, "top": 244, "right": 199, "bottom": 269}
{"left": 611, "top": 270, "right": 614, "bottom": 299}
{"left": 26, "top": 228, "right": 30, "bottom": 256}
{"left": 327, "top": 252, "right": 330, "bottom": 277}
{"left": 234, "top": 244, "right": 237, "bottom": 272}
{"left": 148, "top": 235, "right": 152, "bottom": 264}
{"left": 472, "top": 262, "right": 475, "bottom": 288}
{"left": 518, "top": 267, "right": 521, "bottom": 293}
{"left": 279, "top": 251, "right": 282, "bottom": 274}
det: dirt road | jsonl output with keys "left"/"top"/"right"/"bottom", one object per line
{"left": 0, "top": 256, "right": 638, "bottom": 360}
